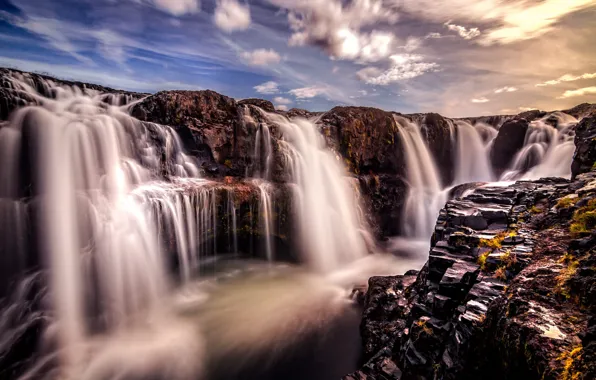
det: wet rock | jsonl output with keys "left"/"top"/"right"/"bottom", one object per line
{"left": 351, "top": 168, "right": 596, "bottom": 380}
{"left": 238, "top": 98, "right": 275, "bottom": 113}
{"left": 571, "top": 115, "right": 596, "bottom": 179}
{"left": 421, "top": 113, "right": 455, "bottom": 185}
{"left": 490, "top": 119, "right": 530, "bottom": 176}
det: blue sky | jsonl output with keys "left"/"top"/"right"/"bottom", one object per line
{"left": 0, "top": 0, "right": 595, "bottom": 117}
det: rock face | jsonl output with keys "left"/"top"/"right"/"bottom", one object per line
{"left": 346, "top": 167, "right": 596, "bottom": 380}
{"left": 490, "top": 119, "right": 529, "bottom": 176}
{"left": 572, "top": 116, "right": 596, "bottom": 179}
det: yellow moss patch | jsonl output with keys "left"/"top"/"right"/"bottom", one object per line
{"left": 554, "top": 260, "right": 580, "bottom": 299}
{"left": 495, "top": 266, "right": 507, "bottom": 280}
{"left": 529, "top": 205, "right": 543, "bottom": 214}
{"left": 557, "top": 196, "right": 579, "bottom": 209}
{"left": 478, "top": 251, "right": 490, "bottom": 271}
{"left": 502, "top": 249, "right": 517, "bottom": 268}
{"left": 415, "top": 319, "right": 433, "bottom": 336}
{"left": 570, "top": 198, "right": 596, "bottom": 238}
{"left": 557, "top": 346, "right": 583, "bottom": 380}
{"left": 479, "top": 232, "right": 506, "bottom": 249}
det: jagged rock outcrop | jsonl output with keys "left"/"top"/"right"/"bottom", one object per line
{"left": 490, "top": 119, "right": 530, "bottom": 176}
{"left": 346, "top": 168, "right": 596, "bottom": 380}
{"left": 572, "top": 116, "right": 596, "bottom": 179}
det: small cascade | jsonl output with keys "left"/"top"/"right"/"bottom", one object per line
{"left": 394, "top": 116, "right": 446, "bottom": 239}
{"left": 255, "top": 180, "right": 275, "bottom": 262}
{"left": 264, "top": 112, "right": 368, "bottom": 272}
{"left": 0, "top": 74, "right": 202, "bottom": 374}
{"left": 501, "top": 112, "right": 577, "bottom": 180}
{"left": 253, "top": 123, "right": 273, "bottom": 180}
{"left": 452, "top": 120, "right": 495, "bottom": 184}
{"left": 227, "top": 190, "right": 239, "bottom": 255}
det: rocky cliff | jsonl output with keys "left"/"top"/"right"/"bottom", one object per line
{"left": 345, "top": 116, "right": 596, "bottom": 380}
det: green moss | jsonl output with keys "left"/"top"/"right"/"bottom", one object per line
{"left": 557, "top": 196, "right": 579, "bottom": 209}
{"left": 529, "top": 205, "right": 543, "bottom": 214}
{"left": 570, "top": 198, "right": 596, "bottom": 237}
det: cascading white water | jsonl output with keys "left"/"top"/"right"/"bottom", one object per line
{"left": 0, "top": 73, "right": 204, "bottom": 376}
{"left": 395, "top": 115, "right": 447, "bottom": 240}
{"left": 501, "top": 112, "right": 577, "bottom": 180}
{"left": 264, "top": 112, "right": 368, "bottom": 272}
{"left": 452, "top": 120, "right": 496, "bottom": 184}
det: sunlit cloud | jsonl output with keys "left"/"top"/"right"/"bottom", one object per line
{"left": 254, "top": 81, "right": 280, "bottom": 94}
{"left": 445, "top": 22, "right": 480, "bottom": 40}
{"left": 357, "top": 54, "right": 439, "bottom": 85}
{"left": 150, "top": 0, "right": 200, "bottom": 16}
{"left": 214, "top": 0, "right": 251, "bottom": 33}
{"left": 241, "top": 49, "right": 281, "bottom": 66}
{"left": 536, "top": 72, "right": 596, "bottom": 87}
{"left": 471, "top": 97, "right": 490, "bottom": 103}
{"left": 519, "top": 107, "right": 538, "bottom": 111}
{"left": 494, "top": 86, "right": 518, "bottom": 93}
{"left": 275, "top": 104, "right": 289, "bottom": 111}
{"left": 558, "top": 86, "right": 596, "bottom": 99}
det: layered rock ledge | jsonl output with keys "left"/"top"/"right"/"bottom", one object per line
{"left": 345, "top": 118, "right": 596, "bottom": 380}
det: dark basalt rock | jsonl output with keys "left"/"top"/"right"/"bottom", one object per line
{"left": 421, "top": 113, "right": 455, "bottom": 185}
{"left": 563, "top": 103, "right": 596, "bottom": 120}
{"left": 571, "top": 115, "right": 596, "bottom": 179}
{"left": 348, "top": 167, "right": 596, "bottom": 380}
{"left": 320, "top": 106, "right": 403, "bottom": 176}
{"left": 238, "top": 98, "right": 275, "bottom": 113}
{"left": 490, "top": 119, "right": 530, "bottom": 176}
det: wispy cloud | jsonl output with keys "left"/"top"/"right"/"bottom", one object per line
{"left": 445, "top": 22, "right": 480, "bottom": 40}
{"left": 150, "top": 0, "right": 201, "bottom": 16}
{"left": 273, "top": 96, "right": 292, "bottom": 105}
{"left": 536, "top": 72, "right": 596, "bottom": 87}
{"left": 241, "top": 48, "right": 281, "bottom": 66}
{"left": 494, "top": 86, "right": 518, "bottom": 93}
{"left": 254, "top": 81, "right": 279, "bottom": 94}
{"left": 471, "top": 97, "right": 490, "bottom": 103}
{"left": 558, "top": 86, "right": 596, "bottom": 99}
{"left": 289, "top": 86, "right": 326, "bottom": 99}
{"left": 214, "top": 0, "right": 251, "bottom": 33}
{"left": 357, "top": 54, "right": 439, "bottom": 85}
{"left": 275, "top": 104, "right": 289, "bottom": 111}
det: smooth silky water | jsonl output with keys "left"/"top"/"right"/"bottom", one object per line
{"left": 0, "top": 73, "right": 415, "bottom": 380}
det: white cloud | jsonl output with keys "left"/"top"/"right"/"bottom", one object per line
{"left": 402, "top": 36, "right": 421, "bottom": 52}
{"left": 289, "top": 86, "right": 326, "bottom": 99}
{"left": 425, "top": 32, "right": 443, "bottom": 39}
{"left": 558, "top": 86, "right": 596, "bottom": 99}
{"left": 275, "top": 104, "right": 289, "bottom": 111}
{"left": 152, "top": 0, "right": 200, "bottom": 16}
{"left": 214, "top": 0, "right": 251, "bottom": 33}
{"left": 536, "top": 72, "right": 596, "bottom": 87}
{"left": 273, "top": 96, "right": 292, "bottom": 105}
{"left": 241, "top": 49, "right": 281, "bottom": 66}
{"left": 269, "top": 0, "right": 399, "bottom": 63}
{"left": 519, "top": 107, "right": 538, "bottom": 111}
{"left": 445, "top": 22, "right": 481, "bottom": 40}
{"left": 494, "top": 86, "right": 518, "bottom": 93}
{"left": 471, "top": 97, "right": 490, "bottom": 103}
{"left": 356, "top": 54, "right": 439, "bottom": 85}
{"left": 388, "top": 0, "right": 595, "bottom": 45}
{"left": 254, "top": 81, "right": 279, "bottom": 94}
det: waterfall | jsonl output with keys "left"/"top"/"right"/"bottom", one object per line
{"left": 395, "top": 116, "right": 446, "bottom": 239}
{"left": 501, "top": 112, "right": 577, "bottom": 180}
{"left": 452, "top": 120, "right": 496, "bottom": 184}
{"left": 0, "top": 73, "right": 202, "bottom": 374}
{"left": 264, "top": 113, "right": 368, "bottom": 272}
